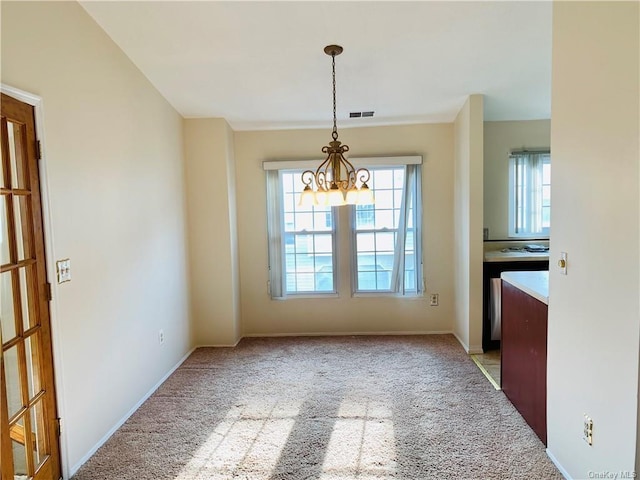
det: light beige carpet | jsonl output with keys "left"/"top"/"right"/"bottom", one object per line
{"left": 72, "top": 335, "right": 562, "bottom": 480}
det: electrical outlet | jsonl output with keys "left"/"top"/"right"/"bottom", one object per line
{"left": 429, "top": 294, "right": 439, "bottom": 306}
{"left": 583, "top": 414, "right": 593, "bottom": 445}
{"left": 158, "top": 329, "right": 165, "bottom": 345}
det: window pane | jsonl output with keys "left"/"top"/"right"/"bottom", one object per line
{"left": 314, "top": 235, "right": 333, "bottom": 254}
{"left": 1, "top": 271, "right": 17, "bottom": 341}
{"left": 355, "top": 205, "right": 375, "bottom": 229}
{"left": 375, "top": 232, "right": 395, "bottom": 252}
{"left": 284, "top": 213, "right": 295, "bottom": 232}
{"left": 542, "top": 207, "right": 551, "bottom": 228}
{"left": 358, "top": 272, "right": 376, "bottom": 290}
{"left": 294, "top": 254, "right": 313, "bottom": 271}
{"left": 405, "top": 231, "right": 415, "bottom": 251}
{"left": 376, "top": 271, "right": 391, "bottom": 290}
{"left": 375, "top": 210, "right": 394, "bottom": 229}
{"left": 542, "top": 185, "right": 551, "bottom": 207}
{"left": 283, "top": 193, "right": 295, "bottom": 213}
{"left": 377, "top": 254, "right": 394, "bottom": 271}
{"left": 393, "top": 190, "right": 403, "bottom": 208}
{"left": 356, "top": 232, "right": 375, "bottom": 252}
{"left": 1, "top": 195, "right": 10, "bottom": 265}
{"left": 405, "top": 270, "right": 416, "bottom": 291}
{"left": 5, "top": 343, "right": 23, "bottom": 418}
{"left": 294, "top": 212, "right": 313, "bottom": 231}
{"left": 285, "top": 253, "right": 296, "bottom": 271}
{"left": 295, "top": 273, "right": 315, "bottom": 292}
{"left": 294, "top": 234, "right": 311, "bottom": 253}
{"left": 393, "top": 169, "right": 405, "bottom": 188}
{"left": 543, "top": 163, "right": 551, "bottom": 183}
{"left": 357, "top": 255, "right": 377, "bottom": 271}
{"left": 315, "top": 271, "right": 333, "bottom": 291}
{"left": 373, "top": 170, "right": 393, "bottom": 189}
{"left": 373, "top": 190, "right": 393, "bottom": 209}
{"left": 313, "top": 212, "right": 332, "bottom": 231}
{"left": 282, "top": 173, "right": 294, "bottom": 193}
{"left": 286, "top": 273, "right": 297, "bottom": 292}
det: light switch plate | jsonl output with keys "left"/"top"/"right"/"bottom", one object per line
{"left": 56, "top": 258, "right": 71, "bottom": 284}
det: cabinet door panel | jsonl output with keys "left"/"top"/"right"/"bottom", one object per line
{"left": 501, "top": 281, "right": 548, "bottom": 444}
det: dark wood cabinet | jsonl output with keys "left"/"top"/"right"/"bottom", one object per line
{"left": 483, "top": 260, "right": 548, "bottom": 351}
{"left": 501, "top": 280, "right": 548, "bottom": 445}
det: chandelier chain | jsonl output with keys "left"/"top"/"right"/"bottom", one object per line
{"left": 331, "top": 52, "right": 338, "bottom": 141}
{"left": 298, "top": 45, "right": 374, "bottom": 207}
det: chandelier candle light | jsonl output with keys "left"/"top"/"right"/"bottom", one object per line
{"left": 299, "top": 45, "right": 374, "bottom": 207}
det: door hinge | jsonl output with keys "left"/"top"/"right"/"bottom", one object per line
{"left": 46, "top": 282, "right": 53, "bottom": 301}
{"left": 56, "top": 417, "right": 62, "bottom": 436}
{"left": 35, "top": 140, "right": 42, "bottom": 160}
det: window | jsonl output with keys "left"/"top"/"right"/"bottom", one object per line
{"left": 265, "top": 157, "right": 423, "bottom": 298}
{"left": 282, "top": 172, "right": 336, "bottom": 293}
{"left": 352, "top": 166, "right": 421, "bottom": 294}
{"left": 267, "top": 170, "right": 337, "bottom": 296}
{"left": 508, "top": 151, "right": 551, "bottom": 237}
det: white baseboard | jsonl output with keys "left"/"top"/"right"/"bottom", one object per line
{"left": 197, "top": 340, "right": 241, "bottom": 348}
{"left": 452, "top": 332, "right": 484, "bottom": 354}
{"left": 546, "top": 448, "right": 572, "bottom": 479}
{"left": 241, "top": 330, "right": 454, "bottom": 338}
{"left": 69, "top": 347, "right": 196, "bottom": 477}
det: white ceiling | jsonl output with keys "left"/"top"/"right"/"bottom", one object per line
{"left": 80, "top": 1, "right": 552, "bottom": 131}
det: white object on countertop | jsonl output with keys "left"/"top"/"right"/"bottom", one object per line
{"left": 500, "top": 270, "right": 549, "bottom": 305}
{"left": 484, "top": 250, "right": 550, "bottom": 262}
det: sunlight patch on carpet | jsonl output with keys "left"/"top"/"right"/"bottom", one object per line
{"left": 175, "top": 398, "right": 301, "bottom": 479}
{"left": 321, "top": 396, "right": 397, "bottom": 479}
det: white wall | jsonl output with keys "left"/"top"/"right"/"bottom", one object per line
{"left": 234, "top": 123, "right": 455, "bottom": 336}
{"left": 452, "top": 95, "right": 484, "bottom": 353}
{"left": 1, "top": 2, "right": 192, "bottom": 475}
{"left": 183, "top": 118, "right": 241, "bottom": 346}
{"left": 483, "top": 120, "right": 550, "bottom": 240}
{"left": 547, "top": 2, "right": 639, "bottom": 477}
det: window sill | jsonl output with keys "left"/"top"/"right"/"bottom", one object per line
{"left": 273, "top": 293, "right": 340, "bottom": 300}
{"left": 352, "top": 292, "right": 423, "bottom": 299}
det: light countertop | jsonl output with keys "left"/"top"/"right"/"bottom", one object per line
{"left": 484, "top": 250, "right": 549, "bottom": 263}
{"left": 501, "top": 270, "right": 549, "bottom": 305}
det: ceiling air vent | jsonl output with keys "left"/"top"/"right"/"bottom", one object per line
{"left": 349, "top": 111, "right": 375, "bottom": 118}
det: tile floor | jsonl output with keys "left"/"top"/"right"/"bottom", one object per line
{"left": 471, "top": 349, "right": 501, "bottom": 389}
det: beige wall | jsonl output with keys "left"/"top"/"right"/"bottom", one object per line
{"left": 1, "top": 1, "right": 191, "bottom": 475}
{"left": 183, "top": 119, "right": 241, "bottom": 346}
{"left": 452, "top": 95, "right": 484, "bottom": 353}
{"left": 547, "top": 1, "right": 639, "bottom": 477}
{"left": 234, "top": 124, "right": 455, "bottom": 335}
{"left": 483, "top": 120, "right": 551, "bottom": 240}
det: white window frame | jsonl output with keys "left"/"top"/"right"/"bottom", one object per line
{"left": 264, "top": 156, "right": 423, "bottom": 299}
{"left": 508, "top": 150, "right": 551, "bottom": 238}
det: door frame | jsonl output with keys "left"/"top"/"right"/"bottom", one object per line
{"left": 1, "top": 83, "right": 69, "bottom": 479}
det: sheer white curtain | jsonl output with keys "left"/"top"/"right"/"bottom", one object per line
{"left": 390, "top": 164, "right": 423, "bottom": 294}
{"left": 265, "top": 170, "right": 284, "bottom": 299}
{"left": 511, "top": 152, "right": 547, "bottom": 235}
